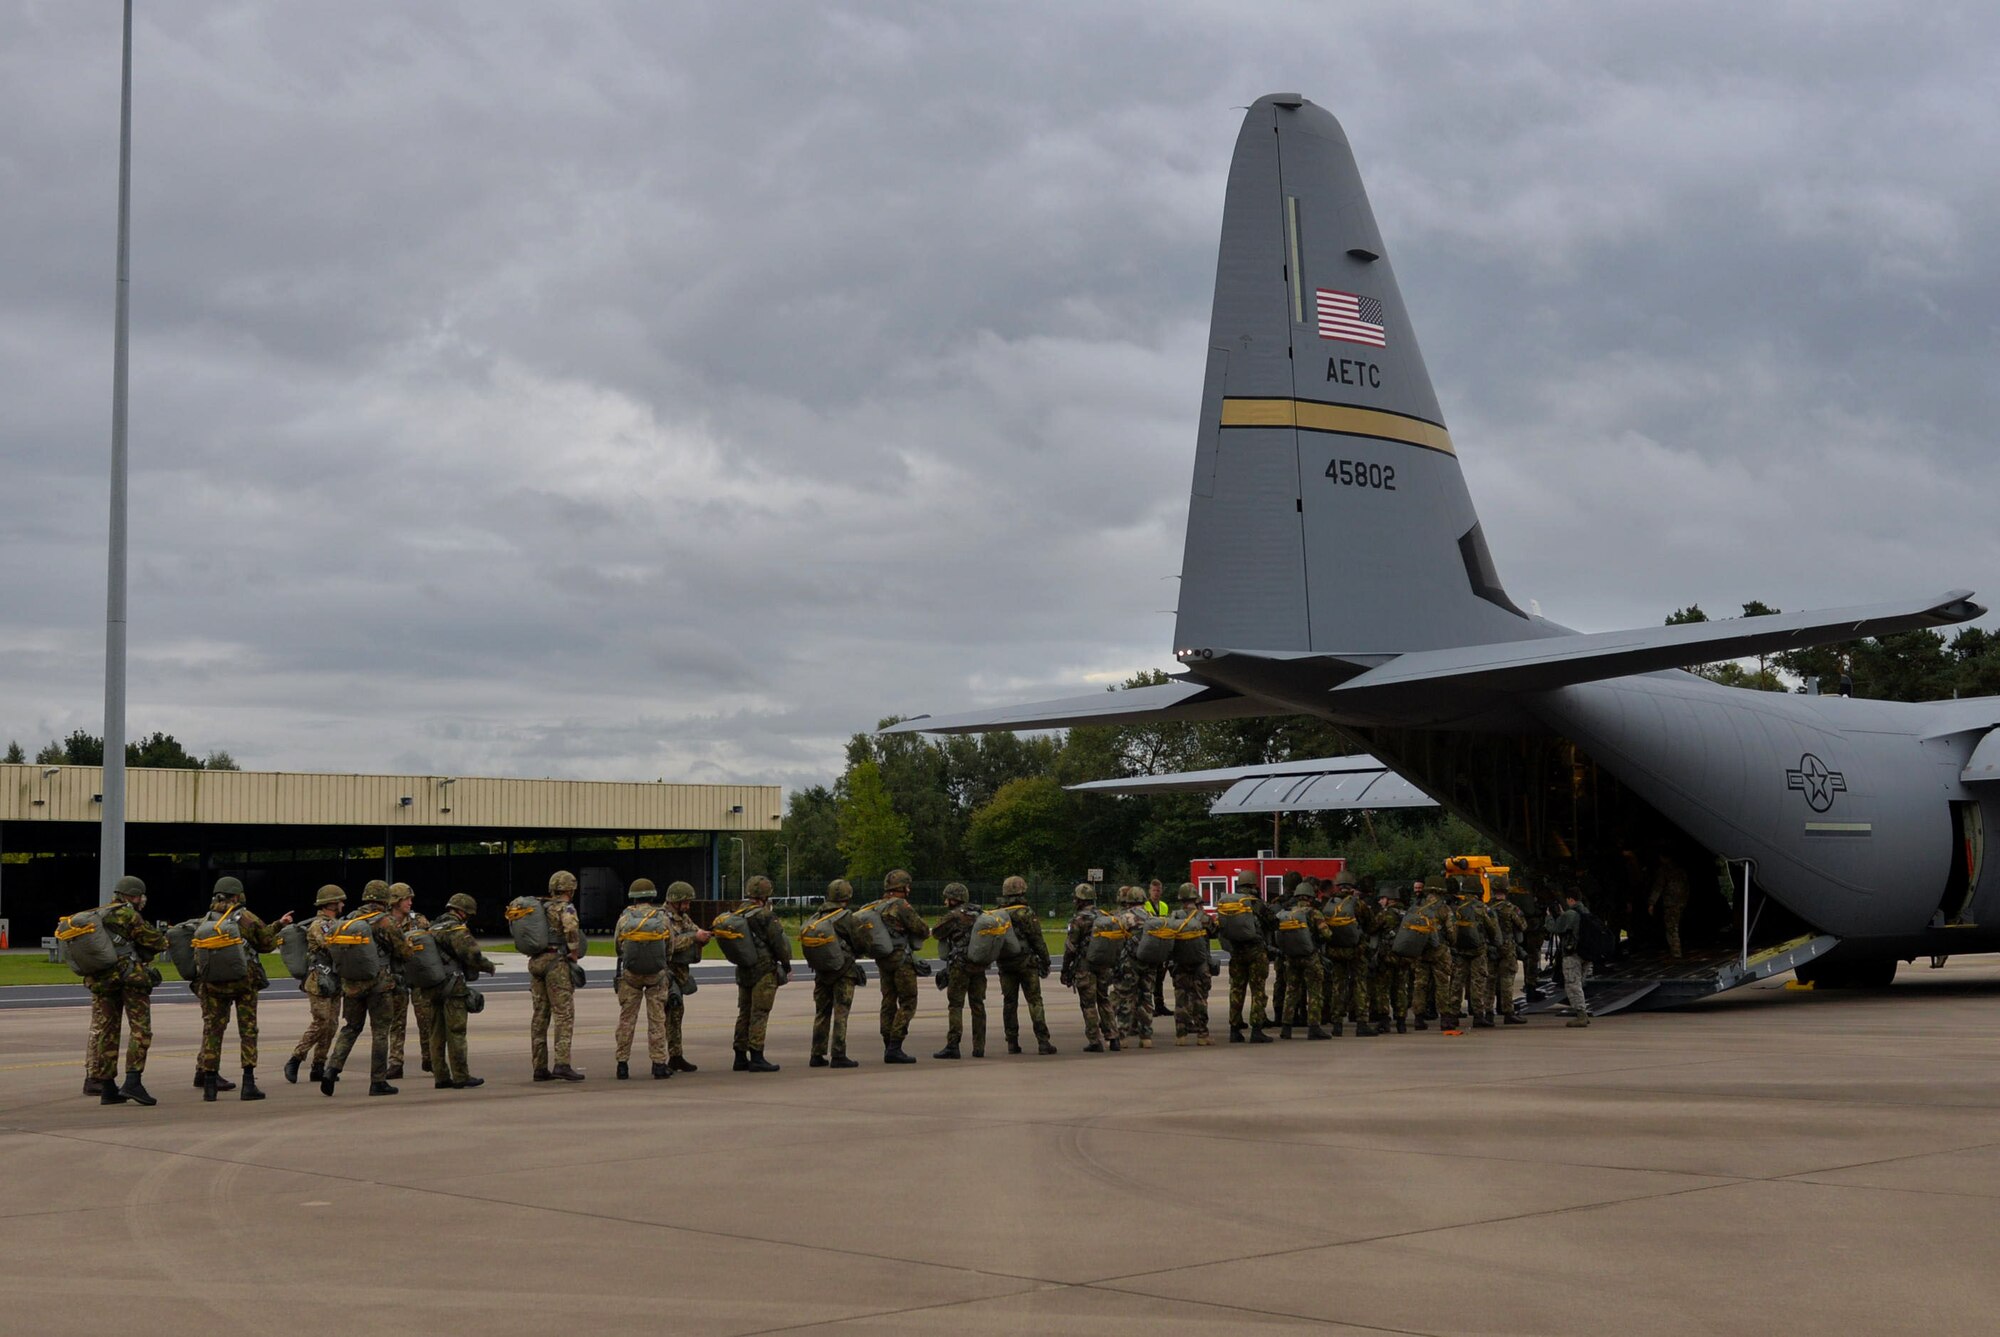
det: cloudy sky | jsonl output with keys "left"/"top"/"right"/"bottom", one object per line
{"left": 4, "top": 2, "right": 1997, "bottom": 790}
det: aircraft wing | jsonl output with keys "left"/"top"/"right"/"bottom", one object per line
{"left": 1322, "top": 590, "right": 1984, "bottom": 711}
{"left": 879, "top": 678, "right": 1277, "bottom": 736}
{"left": 1067, "top": 755, "right": 1437, "bottom": 812}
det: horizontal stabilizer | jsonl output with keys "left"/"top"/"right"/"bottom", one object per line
{"left": 1328, "top": 590, "right": 1983, "bottom": 710}
{"left": 1067, "top": 755, "right": 1437, "bottom": 813}
{"left": 881, "top": 679, "right": 1274, "bottom": 736}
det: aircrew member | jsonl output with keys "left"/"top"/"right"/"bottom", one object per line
{"left": 729, "top": 875, "right": 790, "bottom": 1072}
{"left": 995, "top": 876, "right": 1056, "bottom": 1055}
{"left": 1062, "top": 883, "right": 1119, "bottom": 1051}
{"left": 427, "top": 893, "right": 496, "bottom": 1087}
{"left": 285, "top": 885, "right": 347, "bottom": 1086}
{"left": 873, "top": 869, "right": 931, "bottom": 1064}
{"left": 78, "top": 875, "right": 167, "bottom": 1106}
{"left": 931, "top": 883, "right": 986, "bottom": 1059}
{"left": 193, "top": 877, "right": 293, "bottom": 1102}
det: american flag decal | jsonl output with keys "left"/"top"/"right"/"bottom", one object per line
{"left": 1316, "top": 289, "right": 1387, "bottom": 347}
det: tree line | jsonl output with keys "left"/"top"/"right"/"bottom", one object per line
{"left": 4, "top": 730, "right": 238, "bottom": 771}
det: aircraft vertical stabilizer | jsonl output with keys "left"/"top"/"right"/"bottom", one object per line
{"left": 1176, "top": 95, "right": 1551, "bottom": 658}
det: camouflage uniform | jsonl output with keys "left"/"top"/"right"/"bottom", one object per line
{"left": 871, "top": 871, "right": 930, "bottom": 1061}
{"left": 193, "top": 881, "right": 287, "bottom": 1097}
{"left": 1413, "top": 889, "right": 1453, "bottom": 1027}
{"left": 613, "top": 881, "right": 674, "bottom": 1075}
{"left": 1168, "top": 888, "right": 1216, "bottom": 1044}
{"left": 1489, "top": 892, "right": 1529, "bottom": 1022}
{"left": 386, "top": 889, "right": 432, "bottom": 1076}
{"left": 1273, "top": 892, "right": 1328, "bottom": 1037}
{"left": 1320, "top": 885, "right": 1373, "bottom": 1035}
{"left": 1111, "top": 888, "right": 1156, "bottom": 1046}
{"left": 1368, "top": 898, "right": 1412, "bottom": 1031}
{"left": 324, "top": 882, "right": 415, "bottom": 1093}
{"left": 286, "top": 887, "right": 346, "bottom": 1082}
{"left": 664, "top": 885, "right": 705, "bottom": 1069}
{"left": 80, "top": 879, "right": 167, "bottom": 1102}
{"left": 995, "top": 878, "right": 1054, "bottom": 1054}
{"left": 1063, "top": 888, "right": 1119, "bottom": 1049}
{"left": 1444, "top": 888, "right": 1494, "bottom": 1026}
{"left": 1222, "top": 877, "right": 1278, "bottom": 1040}
{"left": 727, "top": 880, "right": 791, "bottom": 1070}
{"left": 808, "top": 881, "right": 866, "bottom": 1067}
{"left": 931, "top": 886, "right": 986, "bottom": 1058}
{"left": 528, "top": 872, "right": 585, "bottom": 1079}
{"left": 427, "top": 896, "right": 496, "bottom": 1087}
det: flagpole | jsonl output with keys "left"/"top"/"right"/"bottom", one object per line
{"left": 100, "top": 0, "right": 133, "bottom": 904}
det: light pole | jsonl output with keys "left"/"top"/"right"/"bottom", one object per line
{"left": 98, "top": 0, "right": 135, "bottom": 904}
{"left": 772, "top": 842, "right": 790, "bottom": 898}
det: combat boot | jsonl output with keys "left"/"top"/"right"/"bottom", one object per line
{"left": 1355, "top": 1021, "right": 1377, "bottom": 1037}
{"left": 1107, "top": 1037, "right": 1121, "bottom": 1051}
{"left": 1279, "top": 1024, "right": 1294, "bottom": 1039}
{"left": 933, "top": 1043, "right": 961, "bottom": 1059}
{"left": 668, "top": 1054, "right": 697, "bottom": 1072}
{"left": 883, "top": 1044, "right": 916, "bottom": 1064}
{"left": 1329, "top": 1020, "right": 1343, "bottom": 1037}
{"left": 973, "top": 1044, "right": 986, "bottom": 1058}
{"left": 1504, "top": 1012, "right": 1528, "bottom": 1025}
{"left": 1037, "top": 1039, "right": 1057, "bottom": 1055}
{"left": 99, "top": 1079, "right": 129, "bottom": 1105}
{"left": 240, "top": 1068, "right": 265, "bottom": 1101}
{"left": 533, "top": 1068, "right": 553, "bottom": 1081}
{"left": 1395, "top": 1017, "right": 1407, "bottom": 1034}
{"left": 421, "top": 1057, "right": 432, "bottom": 1073}
{"left": 1566, "top": 1014, "right": 1591, "bottom": 1028}
{"left": 551, "top": 1064, "right": 585, "bottom": 1082}
{"left": 309, "top": 1061, "right": 326, "bottom": 1083}
{"left": 1006, "top": 1039, "right": 1023, "bottom": 1054}
{"left": 435, "top": 1077, "right": 458, "bottom": 1089}
{"left": 1229, "top": 1025, "right": 1245, "bottom": 1043}
{"left": 746, "top": 1050, "right": 779, "bottom": 1072}
{"left": 384, "top": 1063, "right": 404, "bottom": 1080}
{"left": 201, "top": 1070, "right": 219, "bottom": 1102}
{"left": 458, "top": 1077, "right": 485, "bottom": 1089}
{"left": 119, "top": 1072, "right": 156, "bottom": 1106}
{"left": 1084, "top": 1041, "right": 1104, "bottom": 1052}
{"left": 196, "top": 1067, "right": 236, "bottom": 1092}
{"left": 616, "top": 1061, "right": 630, "bottom": 1080}
{"left": 830, "top": 1054, "right": 859, "bottom": 1068}
{"left": 809, "top": 1054, "right": 829, "bottom": 1067}
{"left": 1413, "top": 1016, "right": 1429, "bottom": 1030}
{"left": 283, "top": 1056, "right": 302, "bottom": 1084}
{"left": 83, "top": 1076, "right": 105, "bottom": 1097}
{"left": 1249, "top": 1025, "right": 1274, "bottom": 1044}
{"left": 1306, "top": 1025, "right": 1332, "bottom": 1040}
{"left": 368, "top": 1080, "right": 398, "bottom": 1096}
{"left": 1473, "top": 1016, "right": 1496, "bottom": 1029}
{"left": 1196, "top": 1034, "right": 1214, "bottom": 1046}
{"left": 733, "top": 1049, "right": 750, "bottom": 1071}
{"left": 1441, "top": 1014, "right": 1461, "bottom": 1031}
{"left": 652, "top": 1062, "right": 672, "bottom": 1079}
{"left": 319, "top": 1068, "right": 340, "bottom": 1096}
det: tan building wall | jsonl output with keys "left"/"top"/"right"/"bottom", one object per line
{"left": 0, "top": 764, "right": 782, "bottom": 833}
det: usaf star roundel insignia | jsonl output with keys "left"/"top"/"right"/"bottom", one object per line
{"left": 1786, "top": 753, "right": 1847, "bottom": 813}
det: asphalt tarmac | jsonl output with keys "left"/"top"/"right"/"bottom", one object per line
{"left": 4, "top": 959, "right": 1999, "bottom": 1335}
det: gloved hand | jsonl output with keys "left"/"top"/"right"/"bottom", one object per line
{"left": 934, "top": 970, "right": 950, "bottom": 992}
{"left": 913, "top": 959, "right": 932, "bottom": 978}
{"left": 1039, "top": 963, "right": 1050, "bottom": 979}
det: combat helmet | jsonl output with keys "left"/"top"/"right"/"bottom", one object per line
{"left": 1072, "top": 883, "right": 1096, "bottom": 902}
{"left": 212, "top": 876, "right": 245, "bottom": 902}
{"left": 446, "top": 893, "right": 478, "bottom": 915}
{"left": 362, "top": 881, "right": 395, "bottom": 905}
{"left": 111, "top": 875, "right": 147, "bottom": 901}
{"left": 745, "top": 875, "right": 773, "bottom": 899}
{"left": 1175, "top": 882, "right": 1199, "bottom": 903}
{"left": 1117, "top": 885, "right": 1145, "bottom": 906}
{"left": 825, "top": 878, "right": 853, "bottom": 905}
{"left": 666, "top": 880, "right": 696, "bottom": 903}
{"left": 548, "top": 870, "right": 578, "bottom": 895}
{"left": 314, "top": 884, "right": 346, "bottom": 908}
{"left": 883, "top": 868, "right": 913, "bottom": 892}
{"left": 942, "top": 882, "right": 969, "bottom": 905}
{"left": 628, "top": 878, "right": 659, "bottom": 901}
{"left": 1000, "top": 875, "right": 1029, "bottom": 904}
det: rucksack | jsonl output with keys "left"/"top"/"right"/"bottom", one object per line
{"left": 1128, "top": 909, "right": 1176, "bottom": 966}
{"left": 615, "top": 905, "right": 673, "bottom": 975}
{"left": 799, "top": 906, "right": 855, "bottom": 973}
{"left": 1274, "top": 906, "right": 1319, "bottom": 959}
{"left": 1323, "top": 894, "right": 1366, "bottom": 949}
{"left": 402, "top": 921, "right": 451, "bottom": 989}
{"left": 1169, "top": 907, "right": 1213, "bottom": 967}
{"left": 965, "top": 907, "right": 1021, "bottom": 967}
{"left": 710, "top": 906, "right": 769, "bottom": 968}
{"left": 1576, "top": 908, "right": 1620, "bottom": 964}
{"left": 277, "top": 921, "right": 315, "bottom": 980}
{"left": 1449, "top": 902, "right": 1486, "bottom": 953}
{"left": 1215, "top": 892, "right": 1265, "bottom": 945}
{"left": 996, "top": 905, "right": 1032, "bottom": 964}
{"left": 1083, "top": 909, "right": 1127, "bottom": 970}
{"left": 164, "top": 919, "right": 201, "bottom": 982}
{"left": 505, "top": 897, "right": 554, "bottom": 954}
{"left": 1392, "top": 905, "right": 1438, "bottom": 959}
{"left": 847, "top": 900, "right": 900, "bottom": 959}
{"left": 327, "top": 909, "right": 386, "bottom": 982}
{"left": 54, "top": 906, "right": 123, "bottom": 976}
{"left": 193, "top": 907, "right": 250, "bottom": 984}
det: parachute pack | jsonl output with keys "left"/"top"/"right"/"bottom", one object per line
{"left": 402, "top": 922, "right": 451, "bottom": 989}
{"left": 164, "top": 919, "right": 201, "bottom": 982}
{"left": 1274, "top": 906, "right": 1319, "bottom": 959}
{"left": 192, "top": 907, "right": 250, "bottom": 985}
{"left": 505, "top": 897, "right": 554, "bottom": 955}
{"left": 799, "top": 906, "right": 855, "bottom": 973}
{"left": 964, "top": 907, "right": 1022, "bottom": 968}
{"left": 1392, "top": 905, "right": 1438, "bottom": 959}
{"left": 53, "top": 907, "right": 122, "bottom": 976}
{"left": 1449, "top": 902, "right": 1486, "bottom": 953}
{"left": 615, "top": 905, "right": 673, "bottom": 975}
{"left": 847, "top": 900, "right": 901, "bottom": 959}
{"left": 709, "top": 906, "right": 769, "bottom": 969}
{"left": 277, "top": 921, "right": 315, "bottom": 980}
{"left": 1323, "top": 894, "right": 1365, "bottom": 949}
{"left": 1169, "top": 907, "right": 1213, "bottom": 967}
{"left": 1128, "top": 909, "right": 1176, "bottom": 966}
{"left": 327, "top": 909, "right": 386, "bottom": 982}
{"left": 1215, "top": 892, "right": 1265, "bottom": 945}
{"left": 1083, "top": 908, "right": 1127, "bottom": 970}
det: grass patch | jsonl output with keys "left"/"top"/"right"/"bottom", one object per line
{"left": 0, "top": 952, "right": 288, "bottom": 988}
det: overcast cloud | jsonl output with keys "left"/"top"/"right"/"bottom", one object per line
{"left": 4, "top": 1, "right": 1997, "bottom": 790}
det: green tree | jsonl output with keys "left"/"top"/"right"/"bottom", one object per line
{"left": 3, "top": 741, "right": 22, "bottom": 764}
{"left": 128, "top": 732, "right": 202, "bottom": 769}
{"left": 966, "top": 776, "right": 1078, "bottom": 880}
{"left": 837, "top": 761, "right": 912, "bottom": 887}
{"left": 203, "top": 749, "right": 240, "bottom": 771}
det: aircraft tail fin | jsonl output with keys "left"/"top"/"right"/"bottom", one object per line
{"left": 1175, "top": 95, "right": 1549, "bottom": 659}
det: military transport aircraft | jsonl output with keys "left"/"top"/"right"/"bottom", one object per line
{"left": 889, "top": 93, "right": 1999, "bottom": 1010}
